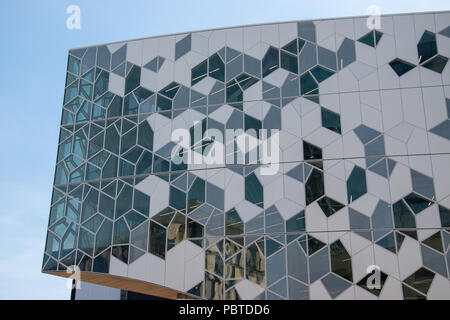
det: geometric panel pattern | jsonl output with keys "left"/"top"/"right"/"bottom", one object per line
{"left": 43, "top": 12, "right": 450, "bottom": 300}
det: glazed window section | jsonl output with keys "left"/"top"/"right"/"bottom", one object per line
{"left": 389, "top": 58, "right": 415, "bottom": 76}
{"left": 305, "top": 168, "right": 324, "bottom": 205}
{"left": 149, "top": 221, "right": 166, "bottom": 259}
{"left": 321, "top": 107, "right": 341, "bottom": 134}
{"left": 286, "top": 211, "right": 306, "bottom": 233}
{"left": 188, "top": 178, "right": 205, "bottom": 213}
{"left": 422, "top": 55, "right": 448, "bottom": 73}
{"left": 192, "top": 59, "right": 208, "bottom": 86}
{"left": 167, "top": 213, "right": 185, "bottom": 251}
{"left": 347, "top": 166, "right": 367, "bottom": 203}
{"left": 303, "top": 141, "right": 322, "bottom": 169}
{"left": 262, "top": 47, "right": 279, "bottom": 78}
{"left": 170, "top": 186, "right": 186, "bottom": 212}
{"left": 226, "top": 79, "right": 243, "bottom": 110}
{"left": 209, "top": 53, "right": 225, "bottom": 82}
{"left": 282, "top": 39, "right": 298, "bottom": 55}
{"left": 330, "top": 240, "right": 352, "bottom": 282}
{"left": 280, "top": 50, "right": 298, "bottom": 74}
{"left": 125, "top": 65, "right": 141, "bottom": 95}
{"left": 245, "top": 173, "right": 263, "bottom": 208}
{"left": 300, "top": 71, "right": 318, "bottom": 102}
{"left": 417, "top": 31, "right": 437, "bottom": 63}
{"left": 317, "top": 197, "right": 344, "bottom": 217}
{"left": 67, "top": 55, "right": 80, "bottom": 75}
{"left": 246, "top": 243, "right": 265, "bottom": 286}
{"left": 225, "top": 208, "right": 243, "bottom": 236}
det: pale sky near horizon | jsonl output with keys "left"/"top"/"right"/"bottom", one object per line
{"left": 0, "top": 0, "right": 448, "bottom": 299}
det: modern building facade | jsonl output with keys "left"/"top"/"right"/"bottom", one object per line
{"left": 43, "top": 11, "right": 450, "bottom": 300}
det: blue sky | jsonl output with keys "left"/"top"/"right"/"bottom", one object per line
{"left": 0, "top": 0, "right": 448, "bottom": 300}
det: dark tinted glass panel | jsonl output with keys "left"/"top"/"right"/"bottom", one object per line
{"left": 317, "top": 197, "right": 344, "bottom": 217}
{"left": 389, "top": 58, "right": 415, "bottom": 76}
{"left": 262, "top": 47, "right": 279, "bottom": 78}
{"left": 192, "top": 59, "right": 208, "bottom": 86}
{"left": 209, "top": 53, "right": 225, "bottom": 82}
{"left": 330, "top": 240, "right": 352, "bottom": 282}
{"left": 125, "top": 65, "right": 141, "bottom": 95}
{"left": 280, "top": 51, "right": 298, "bottom": 74}
{"left": 305, "top": 168, "right": 324, "bottom": 205}
{"left": 321, "top": 107, "right": 341, "bottom": 134}
{"left": 417, "top": 31, "right": 437, "bottom": 63}
{"left": 245, "top": 173, "right": 263, "bottom": 208}
{"left": 149, "top": 221, "right": 166, "bottom": 259}
{"left": 347, "top": 166, "right": 367, "bottom": 203}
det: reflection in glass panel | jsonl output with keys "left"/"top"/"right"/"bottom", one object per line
{"left": 113, "top": 218, "right": 129, "bottom": 245}
{"left": 404, "top": 267, "right": 435, "bottom": 295}
{"left": 205, "top": 245, "right": 224, "bottom": 277}
{"left": 317, "top": 196, "right": 345, "bottom": 217}
{"left": 61, "top": 224, "right": 77, "bottom": 257}
{"left": 393, "top": 199, "right": 416, "bottom": 229}
{"left": 95, "top": 220, "right": 112, "bottom": 256}
{"left": 246, "top": 243, "right": 265, "bottom": 286}
{"left": 225, "top": 239, "right": 241, "bottom": 259}
{"left": 93, "top": 248, "right": 110, "bottom": 273}
{"left": 225, "top": 252, "right": 244, "bottom": 279}
{"left": 305, "top": 168, "right": 324, "bottom": 205}
{"left": 167, "top": 213, "right": 185, "bottom": 251}
{"left": 330, "top": 240, "right": 352, "bottom": 282}
{"left": 149, "top": 221, "right": 166, "bottom": 259}
{"left": 49, "top": 200, "right": 65, "bottom": 225}
{"left": 124, "top": 93, "right": 139, "bottom": 115}
{"left": 153, "top": 207, "right": 175, "bottom": 227}
{"left": 78, "top": 255, "right": 92, "bottom": 272}
{"left": 188, "top": 178, "right": 205, "bottom": 213}
{"left": 224, "top": 287, "right": 239, "bottom": 300}
{"left": 112, "top": 245, "right": 129, "bottom": 264}
{"left": 79, "top": 79, "right": 92, "bottom": 100}
{"left": 303, "top": 141, "right": 322, "bottom": 169}
{"left": 307, "top": 235, "right": 325, "bottom": 255}
{"left": 205, "top": 272, "right": 223, "bottom": 300}
{"left": 226, "top": 209, "right": 243, "bottom": 236}
{"left": 125, "top": 210, "right": 146, "bottom": 230}
{"left": 78, "top": 227, "right": 94, "bottom": 256}
{"left": 94, "top": 70, "right": 109, "bottom": 99}
{"left": 67, "top": 55, "right": 80, "bottom": 75}
{"left": 187, "top": 218, "right": 203, "bottom": 247}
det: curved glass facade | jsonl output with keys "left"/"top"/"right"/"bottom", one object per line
{"left": 43, "top": 11, "right": 450, "bottom": 300}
